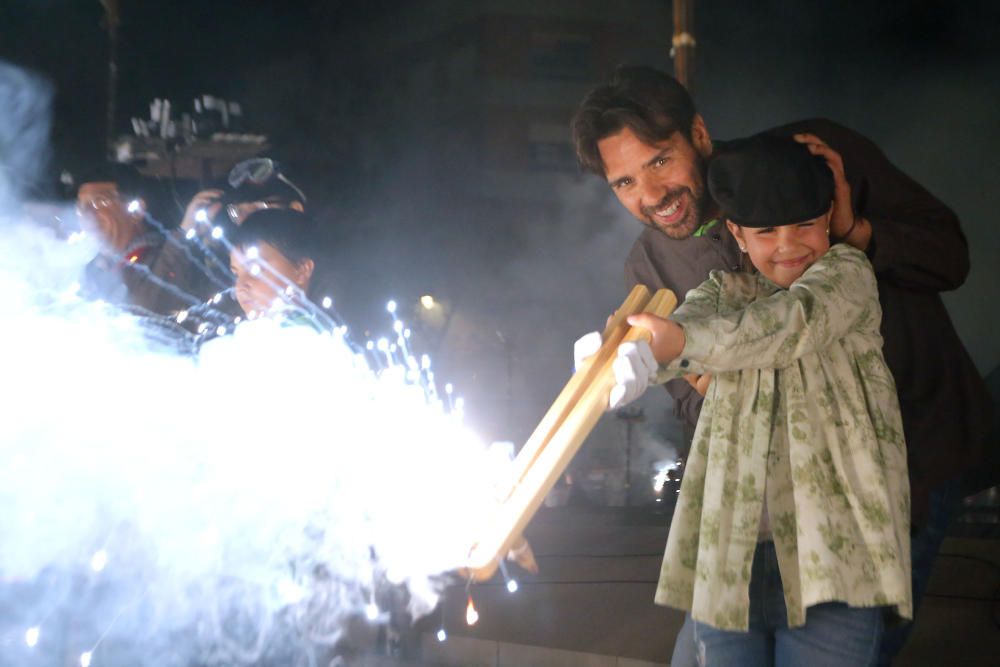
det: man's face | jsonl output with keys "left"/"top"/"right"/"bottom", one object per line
{"left": 230, "top": 242, "right": 311, "bottom": 317}
{"left": 598, "top": 125, "right": 711, "bottom": 239}
{"left": 76, "top": 182, "right": 140, "bottom": 251}
{"left": 727, "top": 210, "right": 832, "bottom": 288}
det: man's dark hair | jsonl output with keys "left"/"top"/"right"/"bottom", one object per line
{"left": 230, "top": 208, "right": 319, "bottom": 266}
{"left": 74, "top": 162, "right": 167, "bottom": 221}
{"left": 75, "top": 162, "right": 145, "bottom": 199}
{"left": 571, "top": 65, "right": 698, "bottom": 177}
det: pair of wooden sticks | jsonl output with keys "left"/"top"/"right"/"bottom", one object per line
{"left": 465, "top": 285, "right": 677, "bottom": 580}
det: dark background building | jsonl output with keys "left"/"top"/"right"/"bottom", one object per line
{"left": 1, "top": 0, "right": 997, "bottom": 501}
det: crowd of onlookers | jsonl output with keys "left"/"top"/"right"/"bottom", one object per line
{"left": 70, "top": 157, "right": 330, "bottom": 342}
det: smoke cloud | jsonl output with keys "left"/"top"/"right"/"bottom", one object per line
{"left": 0, "top": 61, "right": 505, "bottom": 666}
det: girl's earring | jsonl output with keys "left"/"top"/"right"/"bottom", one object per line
{"left": 739, "top": 244, "right": 747, "bottom": 253}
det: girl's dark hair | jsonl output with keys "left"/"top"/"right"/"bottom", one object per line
{"left": 571, "top": 65, "right": 698, "bottom": 177}
{"left": 230, "top": 208, "right": 319, "bottom": 265}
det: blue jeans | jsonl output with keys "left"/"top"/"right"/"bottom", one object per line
{"left": 673, "top": 482, "right": 964, "bottom": 666}
{"left": 690, "top": 541, "right": 883, "bottom": 667}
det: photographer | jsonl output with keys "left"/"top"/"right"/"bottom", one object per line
{"left": 145, "top": 157, "right": 308, "bottom": 316}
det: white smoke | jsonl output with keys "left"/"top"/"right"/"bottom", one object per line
{"left": 0, "top": 62, "right": 503, "bottom": 666}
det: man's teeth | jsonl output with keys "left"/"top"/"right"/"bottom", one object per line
{"left": 657, "top": 200, "right": 681, "bottom": 216}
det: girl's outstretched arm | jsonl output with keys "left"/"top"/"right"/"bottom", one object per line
{"left": 667, "top": 244, "right": 879, "bottom": 373}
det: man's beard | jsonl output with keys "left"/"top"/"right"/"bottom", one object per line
{"left": 639, "top": 155, "right": 710, "bottom": 240}
{"left": 640, "top": 186, "right": 706, "bottom": 240}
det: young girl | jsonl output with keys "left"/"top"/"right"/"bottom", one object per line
{"left": 622, "top": 135, "right": 911, "bottom": 666}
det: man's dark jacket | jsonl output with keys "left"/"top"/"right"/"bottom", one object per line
{"left": 625, "top": 118, "right": 993, "bottom": 524}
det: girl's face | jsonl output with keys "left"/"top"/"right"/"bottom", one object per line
{"left": 727, "top": 209, "right": 832, "bottom": 288}
{"left": 230, "top": 242, "right": 313, "bottom": 317}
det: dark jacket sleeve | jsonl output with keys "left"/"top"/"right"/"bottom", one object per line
{"left": 665, "top": 378, "right": 704, "bottom": 430}
{"left": 625, "top": 241, "right": 704, "bottom": 430}
{"left": 771, "top": 119, "right": 970, "bottom": 292}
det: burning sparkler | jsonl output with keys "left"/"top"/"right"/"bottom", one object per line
{"left": 0, "top": 216, "right": 503, "bottom": 663}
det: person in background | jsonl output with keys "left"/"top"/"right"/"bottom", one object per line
{"left": 228, "top": 208, "right": 319, "bottom": 322}
{"left": 74, "top": 162, "right": 181, "bottom": 313}
{"left": 146, "top": 157, "right": 309, "bottom": 316}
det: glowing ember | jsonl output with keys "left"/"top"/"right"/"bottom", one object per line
{"left": 465, "top": 597, "right": 479, "bottom": 626}
{"left": 90, "top": 549, "right": 108, "bottom": 572}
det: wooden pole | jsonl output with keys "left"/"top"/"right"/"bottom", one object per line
{"left": 101, "top": 0, "right": 121, "bottom": 158}
{"left": 466, "top": 287, "right": 677, "bottom": 580}
{"left": 672, "top": 0, "right": 696, "bottom": 92}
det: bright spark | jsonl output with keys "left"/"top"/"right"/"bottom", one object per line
{"left": 465, "top": 598, "right": 479, "bottom": 626}
{"left": 24, "top": 626, "right": 39, "bottom": 648}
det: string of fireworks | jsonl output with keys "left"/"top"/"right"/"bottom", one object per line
{"left": 11, "top": 210, "right": 549, "bottom": 662}
{"left": 12, "top": 227, "right": 492, "bottom": 665}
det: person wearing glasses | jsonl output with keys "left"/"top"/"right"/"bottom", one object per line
{"left": 74, "top": 163, "right": 176, "bottom": 313}
{"left": 143, "top": 157, "right": 309, "bottom": 318}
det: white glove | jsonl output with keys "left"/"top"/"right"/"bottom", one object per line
{"left": 573, "top": 330, "right": 603, "bottom": 371}
{"left": 609, "top": 340, "right": 658, "bottom": 410}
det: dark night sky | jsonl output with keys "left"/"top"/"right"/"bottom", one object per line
{"left": 1, "top": 0, "right": 998, "bottom": 443}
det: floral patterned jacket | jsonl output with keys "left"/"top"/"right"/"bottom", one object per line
{"left": 653, "top": 243, "right": 912, "bottom": 631}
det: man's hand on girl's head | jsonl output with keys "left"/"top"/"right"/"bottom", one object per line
{"left": 793, "top": 133, "right": 871, "bottom": 249}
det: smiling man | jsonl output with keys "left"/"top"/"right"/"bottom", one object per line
{"left": 571, "top": 65, "right": 993, "bottom": 665}
{"left": 600, "top": 122, "right": 711, "bottom": 240}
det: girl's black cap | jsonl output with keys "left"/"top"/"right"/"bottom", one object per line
{"left": 708, "top": 134, "right": 834, "bottom": 228}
